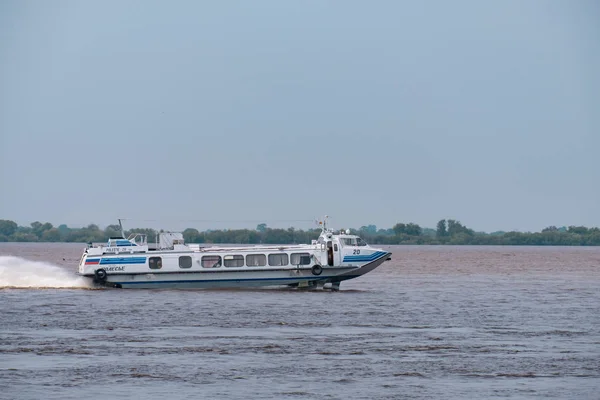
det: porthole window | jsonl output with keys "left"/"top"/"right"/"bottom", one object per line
{"left": 179, "top": 256, "right": 192, "bottom": 268}
{"left": 201, "top": 255, "right": 221, "bottom": 268}
{"left": 224, "top": 255, "right": 244, "bottom": 267}
{"left": 149, "top": 257, "right": 162, "bottom": 269}
{"left": 246, "top": 254, "right": 266, "bottom": 267}
{"left": 268, "top": 253, "right": 289, "bottom": 266}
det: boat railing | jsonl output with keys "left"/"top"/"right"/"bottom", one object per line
{"left": 127, "top": 233, "right": 147, "bottom": 246}
{"left": 195, "top": 244, "right": 321, "bottom": 253}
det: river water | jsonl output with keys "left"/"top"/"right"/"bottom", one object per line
{"left": 1, "top": 243, "right": 599, "bottom": 399}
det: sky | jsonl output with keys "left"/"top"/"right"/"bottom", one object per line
{"left": 1, "top": 0, "right": 599, "bottom": 233}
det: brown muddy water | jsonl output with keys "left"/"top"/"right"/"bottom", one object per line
{"left": 1, "top": 243, "right": 599, "bottom": 399}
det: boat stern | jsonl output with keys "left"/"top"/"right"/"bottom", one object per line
{"left": 78, "top": 249, "right": 98, "bottom": 276}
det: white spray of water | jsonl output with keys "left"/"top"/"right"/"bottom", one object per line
{"left": 0, "top": 256, "right": 93, "bottom": 289}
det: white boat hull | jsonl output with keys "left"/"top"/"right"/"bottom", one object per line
{"left": 78, "top": 222, "right": 392, "bottom": 290}
{"left": 83, "top": 253, "right": 390, "bottom": 289}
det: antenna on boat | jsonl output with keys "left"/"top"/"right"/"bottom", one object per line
{"left": 118, "top": 219, "right": 125, "bottom": 238}
{"left": 317, "top": 215, "right": 329, "bottom": 232}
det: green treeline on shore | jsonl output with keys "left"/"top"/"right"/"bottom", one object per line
{"left": 0, "top": 219, "right": 599, "bottom": 246}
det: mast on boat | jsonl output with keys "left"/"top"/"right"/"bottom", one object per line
{"left": 118, "top": 218, "right": 125, "bottom": 238}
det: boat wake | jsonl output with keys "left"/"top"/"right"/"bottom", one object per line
{"left": 0, "top": 256, "right": 93, "bottom": 289}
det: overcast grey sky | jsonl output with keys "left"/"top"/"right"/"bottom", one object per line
{"left": 1, "top": 0, "right": 599, "bottom": 233}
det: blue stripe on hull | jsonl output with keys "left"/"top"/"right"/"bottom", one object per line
{"left": 343, "top": 251, "right": 387, "bottom": 262}
{"left": 100, "top": 257, "right": 147, "bottom": 265}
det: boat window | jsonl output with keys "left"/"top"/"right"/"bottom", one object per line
{"left": 334, "top": 244, "right": 338, "bottom": 251}
{"left": 268, "top": 253, "right": 289, "bottom": 266}
{"left": 149, "top": 257, "right": 162, "bottom": 269}
{"left": 356, "top": 237, "right": 367, "bottom": 246}
{"left": 224, "top": 255, "right": 244, "bottom": 267}
{"left": 201, "top": 255, "right": 222, "bottom": 268}
{"left": 246, "top": 254, "right": 266, "bottom": 267}
{"left": 291, "top": 253, "right": 311, "bottom": 265}
{"left": 342, "top": 238, "right": 356, "bottom": 246}
{"left": 179, "top": 256, "right": 192, "bottom": 268}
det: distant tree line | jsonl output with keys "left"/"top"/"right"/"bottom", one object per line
{"left": 0, "top": 219, "right": 599, "bottom": 246}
